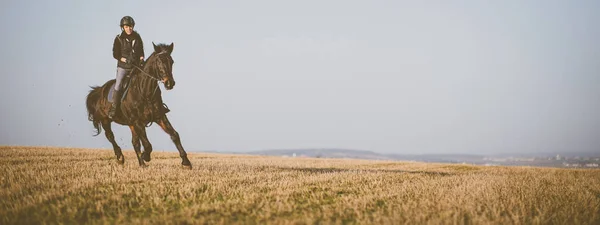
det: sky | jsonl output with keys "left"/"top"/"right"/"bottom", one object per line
{"left": 1, "top": 0, "right": 599, "bottom": 155}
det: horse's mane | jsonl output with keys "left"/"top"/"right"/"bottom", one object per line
{"left": 142, "top": 43, "right": 171, "bottom": 69}
{"left": 151, "top": 43, "right": 172, "bottom": 56}
{"left": 129, "top": 43, "right": 173, "bottom": 93}
{"left": 153, "top": 43, "right": 172, "bottom": 53}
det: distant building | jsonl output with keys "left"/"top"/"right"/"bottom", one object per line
{"left": 556, "top": 154, "right": 561, "bottom": 160}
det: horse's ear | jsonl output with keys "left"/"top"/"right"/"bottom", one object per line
{"left": 153, "top": 42, "right": 160, "bottom": 53}
{"left": 168, "top": 42, "right": 174, "bottom": 54}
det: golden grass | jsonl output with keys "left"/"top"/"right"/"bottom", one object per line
{"left": 1, "top": 146, "right": 599, "bottom": 224}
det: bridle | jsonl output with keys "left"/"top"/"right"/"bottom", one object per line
{"left": 129, "top": 51, "right": 171, "bottom": 97}
{"left": 130, "top": 52, "right": 169, "bottom": 82}
{"left": 127, "top": 51, "right": 171, "bottom": 127}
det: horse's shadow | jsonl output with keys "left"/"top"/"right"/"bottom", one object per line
{"left": 277, "top": 167, "right": 453, "bottom": 176}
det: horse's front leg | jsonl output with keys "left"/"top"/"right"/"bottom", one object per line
{"left": 129, "top": 125, "right": 147, "bottom": 167}
{"left": 134, "top": 122, "right": 154, "bottom": 164}
{"left": 157, "top": 115, "right": 192, "bottom": 169}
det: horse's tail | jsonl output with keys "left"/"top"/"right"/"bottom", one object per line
{"left": 86, "top": 86, "right": 103, "bottom": 136}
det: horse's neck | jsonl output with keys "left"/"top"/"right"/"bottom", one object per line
{"left": 130, "top": 66, "right": 158, "bottom": 98}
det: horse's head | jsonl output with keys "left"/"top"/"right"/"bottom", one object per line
{"left": 151, "top": 42, "right": 176, "bottom": 90}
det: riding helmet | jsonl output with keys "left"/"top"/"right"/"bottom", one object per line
{"left": 120, "top": 16, "right": 135, "bottom": 27}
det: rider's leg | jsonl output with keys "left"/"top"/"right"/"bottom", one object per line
{"left": 109, "top": 67, "right": 128, "bottom": 119}
{"left": 115, "top": 67, "right": 128, "bottom": 91}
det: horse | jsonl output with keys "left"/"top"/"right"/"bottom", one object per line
{"left": 86, "top": 42, "right": 192, "bottom": 168}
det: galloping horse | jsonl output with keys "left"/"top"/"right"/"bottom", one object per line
{"left": 86, "top": 43, "right": 192, "bottom": 168}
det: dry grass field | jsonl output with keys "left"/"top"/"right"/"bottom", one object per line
{"left": 1, "top": 146, "right": 599, "bottom": 224}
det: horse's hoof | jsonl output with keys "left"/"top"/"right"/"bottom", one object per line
{"left": 142, "top": 151, "right": 151, "bottom": 162}
{"left": 116, "top": 155, "right": 125, "bottom": 165}
{"left": 139, "top": 163, "right": 148, "bottom": 168}
{"left": 182, "top": 160, "right": 192, "bottom": 169}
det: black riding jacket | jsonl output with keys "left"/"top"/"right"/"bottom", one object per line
{"left": 113, "top": 31, "right": 144, "bottom": 69}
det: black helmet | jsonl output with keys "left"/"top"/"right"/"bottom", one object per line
{"left": 120, "top": 16, "right": 135, "bottom": 27}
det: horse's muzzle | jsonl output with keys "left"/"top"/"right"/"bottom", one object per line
{"left": 164, "top": 79, "right": 175, "bottom": 90}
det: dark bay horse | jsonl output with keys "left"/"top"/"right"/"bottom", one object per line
{"left": 86, "top": 43, "right": 192, "bottom": 168}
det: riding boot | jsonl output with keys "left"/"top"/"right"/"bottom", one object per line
{"left": 108, "top": 88, "right": 122, "bottom": 119}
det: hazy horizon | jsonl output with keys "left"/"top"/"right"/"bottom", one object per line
{"left": 1, "top": 1, "right": 599, "bottom": 155}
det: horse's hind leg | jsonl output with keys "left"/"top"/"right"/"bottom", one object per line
{"left": 129, "top": 125, "right": 147, "bottom": 167}
{"left": 102, "top": 121, "right": 124, "bottom": 164}
{"left": 157, "top": 115, "right": 192, "bottom": 169}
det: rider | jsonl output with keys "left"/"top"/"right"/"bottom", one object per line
{"left": 109, "top": 16, "right": 145, "bottom": 119}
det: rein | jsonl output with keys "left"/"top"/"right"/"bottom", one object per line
{"left": 129, "top": 63, "right": 162, "bottom": 127}
{"left": 130, "top": 58, "right": 165, "bottom": 98}
{"left": 131, "top": 64, "right": 162, "bottom": 82}
{"left": 122, "top": 51, "right": 171, "bottom": 126}
{"left": 131, "top": 51, "right": 169, "bottom": 82}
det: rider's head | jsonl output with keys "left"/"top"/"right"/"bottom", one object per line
{"left": 120, "top": 16, "right": 135, "bottom": 35}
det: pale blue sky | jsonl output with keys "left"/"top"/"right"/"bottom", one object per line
{"left": 1, "top": 0, "right": 599, "bottom": 154}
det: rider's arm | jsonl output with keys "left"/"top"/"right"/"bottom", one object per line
{"left": 113, "top": 36, "right": 121, "bottom": 61}
{"left": 138, "top": 34, "right": 145, "bottom": 61}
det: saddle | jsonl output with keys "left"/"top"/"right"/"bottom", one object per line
{"left": 107, "top": 73, "right": 132, "bottom": 103}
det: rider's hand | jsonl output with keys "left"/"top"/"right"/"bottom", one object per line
{"left": 120, "top": 57, "right": 127, "bottom": 63}
{"left": 126, "top": 56, "right": 135, "bottom": 65}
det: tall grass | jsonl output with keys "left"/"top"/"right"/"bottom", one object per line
{"left": 1, "top": 146, "right": 599, "bottom": 224}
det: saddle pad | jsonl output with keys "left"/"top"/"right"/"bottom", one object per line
{"left": 107, "top": 83, "right": 129, "bottom": 103}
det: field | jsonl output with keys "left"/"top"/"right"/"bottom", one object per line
{"left": 1, "top": 146, "right": 599, "bottom": 224}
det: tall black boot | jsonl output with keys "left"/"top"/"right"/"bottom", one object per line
{"left": 108, "top": 88, "right": 122, "bottom": 119}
